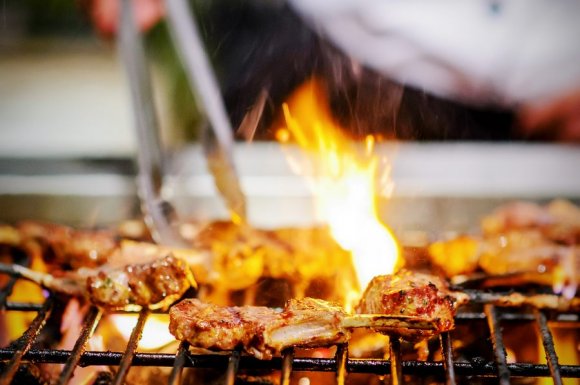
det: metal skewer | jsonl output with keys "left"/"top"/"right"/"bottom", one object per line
{"left": 342, "top": 314, "right": 438, "bottom": 330}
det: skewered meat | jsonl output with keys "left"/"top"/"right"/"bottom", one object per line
{"left": 357, "top": 270, "right": 469, "bottom": 340}
{"left": 428, "top": 235, "right": 480, "bottom": 277}
{"left": 1, "top": 221, "right": 358, "bottom": 306}
{"left": 481, "top": 200, "right": 580, "bottom": 244}
{"left": 168, "top": 270, "right": 578, "bottom": 359}
{"left": 169, "top": 297, "right": 349, "bottom": 359}
{"left": 3, "top": 254, "right": 196, "bottom": 310}
{"left": 169, "top": 297, "right": 435, "bottom": 359}
{"left": 478, "top": 231, "right": 578, "bottom": 275}
{"left": 428, "top": 200, "right": 579, "bottom": 296}
{"left": 183, "top": 221, "right": 358, "bottom": 305}
{"left": 2, "top": 221, "right": 119, "bottom": 269}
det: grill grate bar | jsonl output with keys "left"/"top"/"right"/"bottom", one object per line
{"left": 5, "top": 298, "right": 579, "bottom": 321}
{"left": 4, "top": 302, "right": 44, "bottom": 311}
{"left": 0, "top": 297, "right": 53, "bottom": 385}
{"left": 389, "top": 337, "right": 403, "bottom": 385}
{"left": 485, "top": 304, "right": 511, "bottom": 385}
{"left": 440, "top": 332, "right": 456, "bottom": 385}
{"left": 1, "top": 348, "right": 579, "bottom": 376}
{"left": 225, "top": 347, "right": 241, "bottom": 385}
{"left": 57, "top": 306, "right": 103, "bottom": 385}
{"left": 0, "top": 276, "right": 18, "bottom": 309}
{"left": 280, "top": 348, "right": 294, "bottom": 385}
{"left": 534, "top": 309, "right": 563, "bottom": 385}
{"left": 168, "top": 341, "right": 190, "bottom": 385}
{"left": 112, "top": 308, "right": 150, "bottom": 385}
{"left": 335, "top": 343, "right": 348, "bottom": 385}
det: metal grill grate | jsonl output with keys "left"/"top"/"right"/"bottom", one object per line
{"left": 1, "top": 265, "right": 579, "bottom": 385}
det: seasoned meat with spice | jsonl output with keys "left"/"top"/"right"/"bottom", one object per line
{"left": 481, "top": 200, "right": 580, "bottom": 244}
{"left": 85, "top": 254, "right": 196, "bottom": 309}
{"left": 1, "top": 220, "right": 357, "bottom": 306}
{"left": 189, "top": 221, "right": 357, "bottom": 305}
{"left": 15, "top": 221, "right": 119, "bottom": 269}
{"left": 5, "top": 254, "right": 196, "bottom": 310}
{"left": 428, "top": 200, "right": 579, "bottom": 295}
{"left": 357, "top": 270, "right": 468, "bottom": 340}
{"left": 169, "top": 297, "right": 349, "bottom": 359}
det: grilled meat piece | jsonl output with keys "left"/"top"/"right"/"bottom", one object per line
{"left": 357, "top": 270, "right": 468, "bottom": 340}
{"left": 169, "top": 297, "right": 349, "bottom": 359}
{"left": 478, "top": 231, "right": 578, "bottom": 276}
{"left": 2, "top": 220, "right": 357, "bottom": 306}
{"left": 481, "top": 200, "right": 580, "bottom": 244}
{"left": 14, "top": 221, "right": 119, "bottom": 269}
{"left": 85, "top": 254, "right": 196, "bottom": 309}
{"left": 190, "top": 221, "right": 357, "bottom": 305}
{"left": 5, "top": 254, "right": 196, "bottom": 310}
{"left": 431, "top": 231, "right": 578, "bottom": 278}
{"left": 428, "top": 200, "right": 579, "bottom": 295}
{"left": 428, "top": 235, "right": 480, "bottom": 277}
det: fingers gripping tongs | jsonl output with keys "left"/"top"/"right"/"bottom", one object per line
{"left": 119, "top": 0, "right": 247, "bottom": 246}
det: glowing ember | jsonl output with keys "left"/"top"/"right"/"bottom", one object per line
{"left": 278, "top": 78, "right": 401, "bottom": 302}
{"left": 4, "top": 248, "right": 47, "bottom": 342}
{"left": 109, "top": 314, "right": 174, "bottom": 350}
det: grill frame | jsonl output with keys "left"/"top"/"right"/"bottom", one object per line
{"left": 1, "top": 266, "right": 579, "bottom": 385}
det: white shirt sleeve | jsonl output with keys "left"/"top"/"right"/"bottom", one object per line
{"left": 288, "top": 0, "right": 580, "bottom": 107}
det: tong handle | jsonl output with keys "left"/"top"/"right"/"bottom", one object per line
{"left": 119, "top": 0, "right": 187, "bottom": 247}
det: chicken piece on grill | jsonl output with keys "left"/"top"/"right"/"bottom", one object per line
{"left": 4, "top": 254, "right": 196, "bottom": 310}
{"left": 15, "top": 221, "right": 120, "bottom": 269}
{"left": 1, "top": 220, "right": 357, "bottom": 306}
{"left": 481, "top": 200, "right": 580, "bottom": 244}
{"left": 430, "top": 231, "right": 578, "bottom": 277}
{"left": 0, "top": 221, "right": 117, "bottom": 269}
{"left": 189, "top": 221, "right": 357, "bottom": 305}
{"left": 357, "top": 270, "right": 469, "bottom": 340}
{"left": 169, "top": 297, "right": 349, "bottom": 359}
{"left": 478, "top": 231, "right": 578, "bottom": 276}
{"left": 428, "top": 200, "right": 579, "bottom": 295}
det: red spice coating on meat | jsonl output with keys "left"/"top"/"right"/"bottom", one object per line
{"left": 86, "top": 254, "right": 194, "bottom": 309}
{"left": 169, "top": 298, "right": 348, "bottom": 359}
{"left": 357, "top": 270, "right": 467, "bottom": 340}
{"left": 17, "top": 221, "right": 118, "bottom": 269}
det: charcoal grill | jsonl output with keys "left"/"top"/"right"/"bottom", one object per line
{"left": 1, "top": 256, "right": 579, "bottom": 385}
{"left": 0, "top": 144, "right": 579, "bottom": 385}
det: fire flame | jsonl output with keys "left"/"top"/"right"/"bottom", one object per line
{"left": 277, "top": 78, "right": 401, "bottom": 302}
{"left": 109, "top": 314, "right": 174, "bottom": 350}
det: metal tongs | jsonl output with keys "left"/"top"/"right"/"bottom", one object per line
{"left": 119, "top": 0, "right": 247, "bottom": 246}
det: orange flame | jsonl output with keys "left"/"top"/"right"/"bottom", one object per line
{"left": 277, "top": 78, "right": 401, "bottom": 303}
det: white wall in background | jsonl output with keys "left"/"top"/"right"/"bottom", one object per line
{"left": 0, "top": 42, "right": 136, "bottom": 158}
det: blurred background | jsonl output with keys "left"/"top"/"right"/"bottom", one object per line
{"left": 0, "top": 0, "right": 578, "bottom": 231}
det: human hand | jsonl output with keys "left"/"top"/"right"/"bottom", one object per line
{"left": 87, "top": 0, "right": 164, "bottom": 38}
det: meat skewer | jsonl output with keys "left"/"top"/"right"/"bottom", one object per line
{"left": 462, "top": 289, "right": 580, "bottom": 311}
{"left": 427, "top": 200, "right": 579, "bottom": 296}
{"left": 169, "top": 297, "right": 438, "bottom": 360}
{"left": 0, "top": 221, "right": 356, "bottom": 304}
{"left": 170, "top": 269, "right": 580, "bottom": 359}
{"left": 357, "top": 270, "right": 469, "bottom": 340}
{"left": 359, "top": 270, "right": 580, "bottom": 339}
{"left": 0, "top": 254, "right": 196, "bottom": 310}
